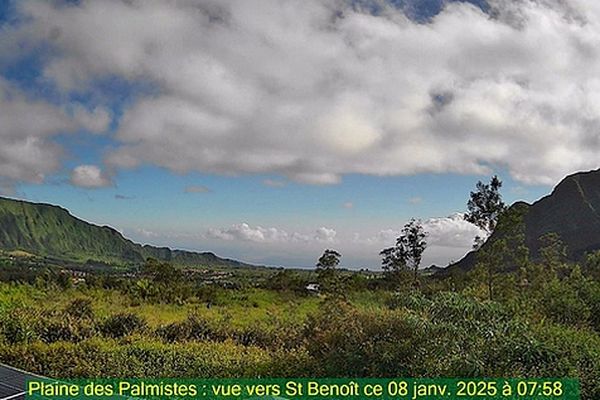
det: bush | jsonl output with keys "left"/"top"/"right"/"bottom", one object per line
{"left": 0, "top": 338, "right": 283, "bottom": 378}
{"left": 37, "top": 312, "right": 96, "bottom": 343}
{"left": 0, "top": 307, "right": 38, "bottom": 345}
{"left": 64, "top": 298, "right": 94, "bottom": 320}
{"left": 100, "top": 313, "right": 147, "bottom": 338}
{"left": 155, "top": 313, "right": 217, "bottom": 343}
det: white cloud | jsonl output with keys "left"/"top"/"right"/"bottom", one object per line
{"left": 0, "top": 78, "right": 70, "bottom": 188}
{"left": 206, "top": 223, "right": 337, "bottom": 245}
{"left": 207, "top": 223, "right": 291, "bottom": 243}
{"left": 314, "top": 226, "right": 337, "bottom": 243}
{"left": 360, "top": 213, "right": 483, "bottom": 248}
{"left": 423, "top": 212, "right": 485, "bottom": 248}
{"left": 354, "top": 213, "right": 484, "bottom": 266}
{"left": 70, "top": 165, "right": 112, "bottom": 188}
{"left": 343, "top": 201, "right": 354, "bottom": 209}
{"left": 0, "top": 75, "right": 111, "bottom": 191}
{"left": 117, "top": 216, "right": 479, "bottom": 268}
{"left": 5, "top": 0, "right": 600, "bottom": 185}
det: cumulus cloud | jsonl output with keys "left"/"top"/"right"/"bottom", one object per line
{"left": 360, "top": 213, "right": 483, "bottom": 247}
{"left": 207, "top": 223, "right": 292, "bottom": 243}
{"left": 315, "top": 226, "right": 338, "bottom": 243}
{"left": 70, "top": 165, "right": 112, "bottom": 188}
{"left": 423, "top": 213, "right": 485, "bottom": 248}
{"left": 207, "top": 223, "right": 337, "bottom": 244}
{"left": 199, "top": 215, "right": 479, "bottom": 266}
{"left": 4, "top": 0, "right": 600, "bottom": 185}
{"left": 0, "top": 78, "right": 70, "bottom": 188}
{"left": 0, "top": 74, "right": 111, "bottom": 191}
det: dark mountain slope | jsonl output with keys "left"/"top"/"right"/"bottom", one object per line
{"left": 449, "top": 168, "right": 600, "bottom": 272}
{"left": 523, "top": 169, "right": 600, "bottom": 259}
{"left": 0, "top": 196, "right": 251, "bottom": 268}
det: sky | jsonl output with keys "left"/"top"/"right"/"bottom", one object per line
{"left": 0, "top": 0, "right": 598, "bottom": 268}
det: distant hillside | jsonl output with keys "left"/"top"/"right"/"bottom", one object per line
{"left": 448, "top": 168, "right": 600, "bottom": 272}
{"left": 0, "top": 196, "right": 252, "bottom": 268}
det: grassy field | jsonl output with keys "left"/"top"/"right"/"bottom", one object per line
{"left": 0, "top": 262, "right": 599, "bottom": 399}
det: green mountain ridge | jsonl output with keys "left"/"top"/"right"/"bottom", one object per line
{"left": 0, "top": 196, "right": 252, "bottom": 268}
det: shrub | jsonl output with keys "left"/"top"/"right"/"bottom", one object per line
{"left": 0, "top": 307, "right": 38, "bottom": 345}
{"left": 0, "top": 338, "right": 280, "bottom": 378}
{"left": 155, "top": 313, "right": 217, "bottom": 343}
{"left": 37, "top": 312, "right": 96, "bottom": 343}
{"left": 100, "top": 313, "right": 147, "bottom": 338}
{"left": 64, "top": 298, "right": 94, "bottom": 320}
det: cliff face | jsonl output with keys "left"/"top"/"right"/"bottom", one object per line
{"left": 0, "top": 196, "right": 250, "bottom": 268}
{"left": 449, "top": 169, "right": 600, "bottom": 272}
{"left": 523, "top": 170, "right": 600, "bottom": 259}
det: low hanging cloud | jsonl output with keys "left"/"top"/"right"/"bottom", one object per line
{"left": 423, "top": 213, "right": 485, "bottom": 248}
{"left": 197, "top": 214, "right": 481, "bottom": 267}
{"left": 206, "top": 223, "right": 337, "bottom": 244}
{"left": 354, "top": 213, "right": 485, "bottom": 266}
{"left": 3, "top": 0, "right": 600, "bottom": 185}
{"left": 70, "top": 165, "right": 113, "bottom": 188}
{"left": 360, "top": 213, "right": 484, "bottom": 248}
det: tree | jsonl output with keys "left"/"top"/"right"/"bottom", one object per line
{"left": 380, "top": 246, "right": 406, "bottom": 273}
{"left": 473, "top": 204, "right": 529, "bottom": 300}
{"left": 464, "top": 175, "right": 506, "bottom": 248}
{"left": 317, "top": 249, "right": 341, "bottom": 268}
{"left": 538, "top": 232, "right": 568, "bottom": 275}
{"left": 316, "top": 249, "right": 342, "bottom": 293}
{"left": 582, "top": 250, "right": 600, "bottom": 281}
{"left": 380, "top": 219, "right": 427, "bottom": 285}
{"left": 142, "top": 258, "right": 182, "bottom": 284}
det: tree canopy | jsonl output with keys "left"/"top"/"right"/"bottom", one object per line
{"left": 464, "top": 175, "right": 506, "bottom": 248}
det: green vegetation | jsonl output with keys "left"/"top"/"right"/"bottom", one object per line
{"left": 0, "top": 255, "right": 598, "bottom": 398}
{"left": 0, "top": 196, "right": 253, "bottom": 268}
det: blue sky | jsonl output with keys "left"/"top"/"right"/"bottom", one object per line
{"left": 0, "top": 0, "right": 595, "bottom": 267}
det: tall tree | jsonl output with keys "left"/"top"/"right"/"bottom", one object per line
{"left": 380, "top": 219, "right": 427, "bottom": 285}
{"left": 473, "top": 203, "right": 529, "bottom": 300}
{"left": 316, "top": 249, "right": 341, "bottom": 292}
{"left": 317, "top": 249, "right": 341, "bottom": 270}
{"left": 538, "top": 232, "right": 568, "bottom": 276}
{"left": 464, "top": 175, "right": 506, "bottom": 248}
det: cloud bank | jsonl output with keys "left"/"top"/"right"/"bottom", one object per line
{"left": 206, "top": 223, "right": 337, "bottom": 245}
{"left": 197, "top": 213, "right": 482, "bottom": 267}
{"left": 2, "top": 0, "right": 600, "bottom": 186}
